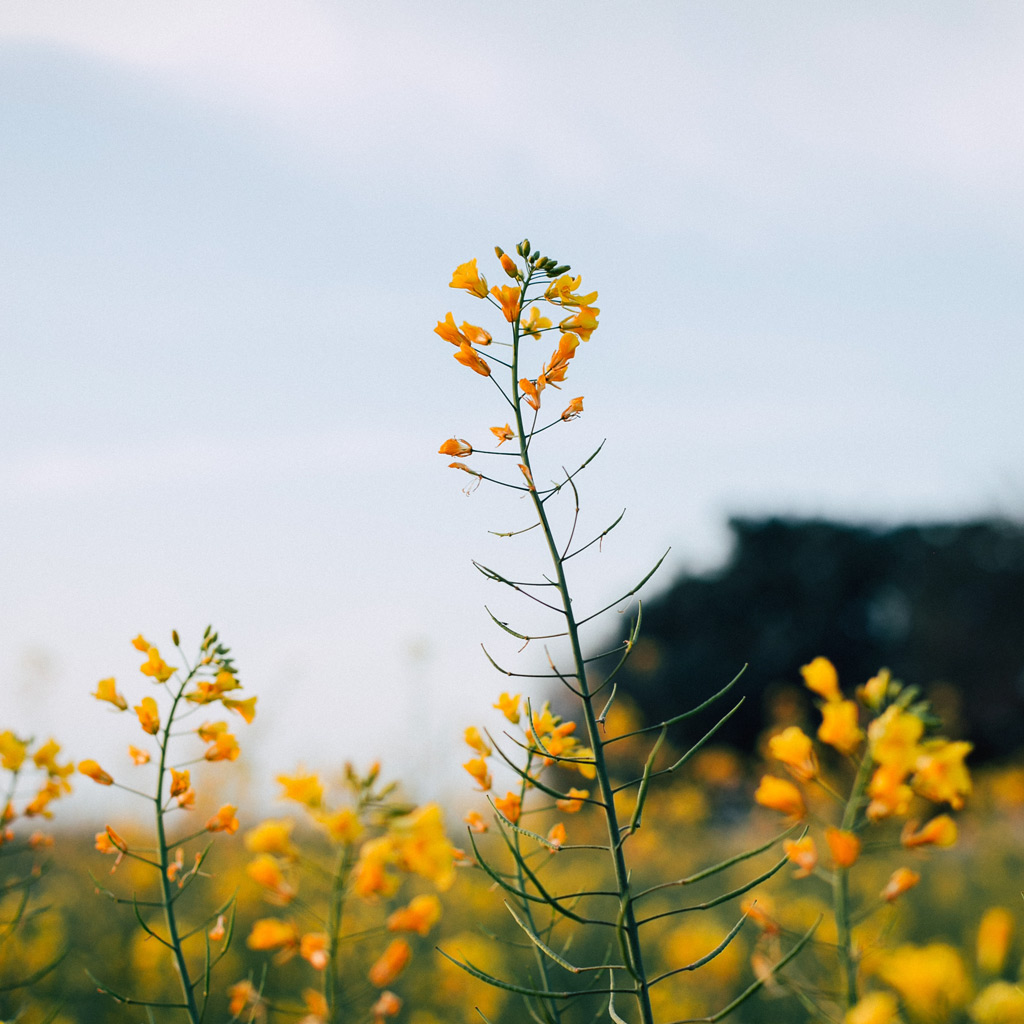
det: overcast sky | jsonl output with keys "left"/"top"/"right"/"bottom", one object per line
{"left": 2, "top": 2, "right": 1022, "bottom": 810}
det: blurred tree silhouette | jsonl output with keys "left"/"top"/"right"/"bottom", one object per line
{"left": 608, "top": 518, "right": 1024, "bottom": 762}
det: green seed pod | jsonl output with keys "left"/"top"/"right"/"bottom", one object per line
{"left": 549, "top": 264, "right": 571, "bottom": 277}
{"left": 521, "top": 238, "right": 531, "bottom": 257}
{"left": 171, "top": 629, "right": 180, "bottom": 646}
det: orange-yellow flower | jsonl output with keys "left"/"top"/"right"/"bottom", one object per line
{"left": 353, "top": 835, "right": 398, "bottom": 899}
{"left": 857, "top": 668, "right": 891, "bottom": 710}
{"left": 247, "top": 917, "right": 299, "bottom": 953}
{"left": 198, "top": 721, "right": 227, "bottom": 742}
{"left": 245, "top": 819, "right": 296, "bottom": 857}
{"left": 543, "top": 332, "right": 580, "bottom": 386}
{"left": 801, "top": 657, "right": 841, "bottom": 702}
{"left": 826, "top": 827, "right": 862, "bottom": 868}
{"left": 368, "top": 938, "right": 411, "bottom": 988}
{"left": 544, "top": 274, "right": 598, "bottom": 308}
{"left": 206, "top": 804, "right": 239, "bottom": 833}
{"left": 559, "top": 304, "right": 598, "bottom": 341}
{"left": 227, "top": 980, "right": 262, "bottom": 1016}
{"left": 79, "top": 759, "right": 113, "bottom": 786}
{"left": 134, "top": 696, "right": 160, "bottom": 735}
{"left": 315, "top": 807, "right": 363, "bottom": 845}
{"left": 912, "top": 740, "right": 971, "bottom": 810}
{"left": 843, "top": 991, "right": 900, "bottom": 1024}
{"left": 561, "top": 396, "right": 584, "bottom": 421}
{"left": 556, "top": 787, "right": 590, "bottom": 813}
{"left": 96, "top": 825, "right": 127, "bottom": 854}
{"left": 93, "top": 677, "right": 127, "bottom": 710}
{"left": 209, "top": 915, "right": 226, "bottom": 942}
{"left": 300, "top": 931, "right": 329, "bottom": 970}
{"left": 439, "top": 438, "right": 473, "bottom": 457}
{"left": 866, "top": 763, "right": 914, "bottom": 821}
{"left": 882, "top": 866, "right": 920, "bottom": 902}
{"left": 131, "top": 634, "right": 151, "bottom": 652}
{"left": 386, "top": 893, "right": 442, "bottom": 936}
{"left": 128, "top": 744, "right": 150, "bottom": 765}
{"left": 494, "top": 692, "right": 521, "bottom": 723}
{"left": 449, "top": 259, "right": 488, "bottom": 298}
{"left": 754, "top": 775, "right": 805, "bottom": 819}
{"left": 518, "top": 463, "right": 536, "bottom": 491}
{"left": 453, "top": 341, "right": 491, "bottom": 376}
{"left": 247, "top": 854, "right": 297, "bottom": 903}
{"left": 140, "top": 646, "right": 176, "bottom": 683}
{"left": 434, "top": 311, "right": 492, "bottom": 346}
{"left": 464, "top": 809, "right": 488, "bottom": 833}
{"left": 277, "top": 769, "right": 323, "bottom": 808}
{"left": 868, "top": 705, "right": 923, "bottom": 773}
{"left": 205, "top": 732, "right": 240, "bottom": 762}
{"left": 521, "top": 306, "right": 552, "bottom": 338}
{"left": 875, "top": 943, "right": 969, "bottom": 1020}
{"left": 498, "top": 252, "right": 519, "bottom": 278}
{"left": 977, "top": 907, "right": 1015, "bottom": 975}
{"left": 371, "top": 990, "right": 403, "bottom": 1021}
{"left": 818, "top": 700, "right": 864, "bottom": 755}
{"left": 768, "top": 726, "right": 818, "bottom": 781}
{"left": 901, "top": 814, "right": 957, "bottom": 848}
{"left": 547, "top": 822, "right": 567, "bottom": 851}
{"left": 783, "top": 835, "right": 817, "bottom": 878}
{"left": 519, "top": 376, "right": 544, "bottom": 411}
{"left": 464, "top": 726, "right": 491, "bottom": 757}
{"left": 490, "top": 424, "right": 514, "bottom": 446}
{"left": 463, "top": 757, "right": 492, "bottom": 792}
{"left": 493, "top": 791, "right": 522, "bottom": 824}
{"left": 391, "top": 803, "right": 456, "bottom": 891}
{"left": 169, "top": 768, "right": 191, "bottom": 799}
{"left": 222, "top": 696, "right": 257, "bottom": 724}
{"left": 490, "top": 284, "right": 521, "bottom": 322}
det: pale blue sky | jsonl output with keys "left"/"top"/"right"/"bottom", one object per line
{"left": 2, "top": 2, "right": 1022, "bottom": 809}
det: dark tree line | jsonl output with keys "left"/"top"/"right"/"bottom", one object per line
{"left": 607, "top": 517, "right": 1024, "bottom": 762}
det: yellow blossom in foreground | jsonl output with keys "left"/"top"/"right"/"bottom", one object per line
{"left": 169, "top": 768, "right": 190, "bottom": 799}
{"left": 498, "top": 252, "right": 518, "bottom": 278}
{"left": 801, "top": 656, "right": 841, "bottom": 701}
{"left": 754, "top": 775, "right": 805, "bottom": 819}
{"left": 869, "top": 706, "right": 924, "bottom": 773}
{"left": 490, "top": 284, "right": 521, "bottom": 322}
{"left": 131, "top": 633, "right": 151, "bottom": 652}
{"left": 128, "top": 745, "right": 150, "bottom": 765}
{"left": 386, "top": 893, "right": 442, "bottom": 936}
{"left": 545, "top": 273, "right": 598, "bottom": 308}
{"left": 490, "top": 424, "right": 514, "bottom": 446}
{"left": 875, "top": 943, "right": 970, "bottom": 1022}
{"left": 140, "top": 646, "right": 176, "bottom": 683}
{"left": 819, "top": 700, "right": 864, "bottom": 755}
{"left": 353, "top": 836, "right": 398, "bottom": 899}
{"left": 368, "top": 938, "right": 411, "bottom": 988}
{"left": 453, "top": 340, "right": 491, "bottom": 376}
{"left": 247, "top": 917, "right": 299, "bottom": 953}
{"left": 971, "top": 982, "right": 1024, "bottom": 1024}
{"left": 494, "top": 691, "right": 521, "bottom": 723}
{"left": 783, "top": 835, "right": 818, "bottom": 878}
{"left": 247, "top": 854, "right": 296, "bottom": 904}
{"left": 463, "top": 757, "right": 492, "bottom": 791}
{"left": 93, "top": 677, "right": 127, "bottom": 710}
{"left": 976, "top": 907, "right": 1015, "bottom": 975}
{"left": 493, "top": 791, "right": 521, "bottom": 824}
{"left": 858, "top": 668, "right": 891, "bottom": 710}
{"left": 0, "top": 731, "right": 28, "bottom": 771}
{"left": 134, "top": 696, "right": 160, "bottom": 735}
{"left": 561, "top": 396, "right": 584, "bottom": 420}
{"left": 300, "top": 931, "right": 329, "bottom": 970}
{"left": 434, "top": 311, "right": 491, "bottom": 347}
{"left": 206, "top": 804, "right": 239, "bottom": 833}
{"left": 222, "top": 696, "right": 258, "bottom": 723}
{"left": 449, "top": 258, "right": 488, "bottom": 298}
{"left": 198, "top": 721, "right": 227, "bottom": 742}
{"left": 521, "top": 306, "right": 552, "bottom": 337}
{"left": 867, "top": 763, "right": 914, "bottom": 821}
{"left": 556, "top": 787, "right": 590, "bottom": 813}
{"left": 559, "top": 304, "right": 599, "bottom": 341}
{"left": 204, "top": 732, "right": 240, "bottom": 761}
{"left": 901, "top": 814, "right": 957, "bottom": 849}
{"left": 392, "top": 803, "right": 456, "bottom": 890}
{"left": 912, "top": 740, "right": 971, "bottom": 810}
{"left": 844, "top": 991, "right": 901, "bottom": 1024}
{"left": 826, "top": 827, "right": 862, "bottom": 868}
{"left": 882, "top": 867, "right": 920, "bottom": 902}
{"left": 464, "top": 726, "right": 491, "bottom": 757}
{"left": 769, "top": 726, "right": 818, "bottom": 780}
{"left": 79, "top": 759, "right": 113, "bottom": 786}
{"left": 316, "top": 808, "right": 363, "bottom": 845}
{"left": 245, "top": 819, "right": 296, "bottom": 857}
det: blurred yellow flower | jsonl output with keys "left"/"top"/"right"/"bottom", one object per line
{"left": 449, "top": 258, "right": 488, "bottom": 298}
{"left": 783, "top": 835, "right": 818, "bottom": 878}
{"left": 140, "top": 646, "right": 176, "bottom": 683}
{"left": 769, "top": 726, "right": 818, "bottom": 780}
{"left": 247, "top": 854, "right": 297, "bottom": 904}
{"left": 490, "top": 424, "right": 514, "bottom": 446}
{"left": 131, "top": 633, "right": 151, "bottom": 652}
{"left": 353, "top": 836, "right": 398, "bottom": 899}
{"left": 971, "top": 981, "right": 1024, "bottom": 1024}
{"left": 867, "top": 763, "right": 914, "bottom": 821}
{"left": 316, "top": 808, "right": 363, "bottom": 845}
{"left": 128, "top": 744, "right": 150, "bottom": 765}
{"left": 869, "top": 706, "right": 924, "bottom": 774}
{"left": 93, "top": 677, "right": 127, "bottom": 710}
{"left": 464, "top": 809, "right": 488, "bottom": 833}
{"left": 368, "top": 938, "right": 411, "bottom": 988}
{"left": 843, "top": 991, "right": 901, "bottom": 1024}
{"left": 206, "top": 804, "right": 239, "bottom": 833}
{"left": 547, "top": 822, "right": 567, "bottom": 850}
{"left": 386, "top": 893, "right": 442, "bottom": 936}
{"left": 245, "top": 818, "right": 296, "bottom": 857}
{"left": 858, "top": 668, "right": 891, "bottom": 710}
{"left": 976, "top": 907, "right": 1015, "bottom": 976}
{"left": 464, "top": 726, "right": 491, "bottom": 756}
{"left": 463, "top": 757, "right": 492, "bottom": 792}
{"left": 875, "top": 942, "right": 970, "bottom": 1022}
{"left": 79, "top": 759, "right": 113, "bottom": 786}
{"left": 169, "top": 768, "right": 190, "bottom": 799}
{"left": 222, "top": 696, "right": 258, "bottom": 723}
{"left": 826, "top": 827, "right": 862, "bottom": 868}
{"left": 494, "top": 692, "right": 521, "bottom": 723}
{"left": 392, "top": 803, "right": 456, "bottom": 890}
{"left": 561, "top": 396, "right": 584, "bottom": 421}
{"left": 754, "top": 775, "right": 805, "bottom": 819}
{"left": 493, "top": 791, "right": 522, "bottom": 824}
{"left": 818, "top": 700, "right": 864, "bottom": 755}
{"left": 204, "top": 732, "right": 240, "bottom": 761}
{"left": 227, "top": 979, "right": 263, "bottom": 1017}
{"left": 901, "top": 814, "right": 957, "bottom": 849}
{"left": 801, "top": 656, "right": 841, "bottom": 702}
{"left": 371, "top": 990, "right": 402, "bottom": 1021}
{"left": 0, "top": 731, "right": 28, "bottom": 771}
{"left": 882, "top": 867, "right": 921, "bottom": 902}
{"left": 247, "top": 917, "right": 299, "bottom": 953}
{"left": 134, "top": 696, "right": 160, "bottom": 735}
{"left": 912, "top": 740, "right": 971, "bottom": 810}
{"left": 300, "top": 931, "right": 329, "bottom": 970}
{"left": 556, "top": 787, "right": 590, "bottom": 813}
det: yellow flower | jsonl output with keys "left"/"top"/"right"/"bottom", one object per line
{"left": 0, "top": 731, "right": 28, "bottom": 771}
{"left": 434, "top": 311, "right": 492, "bottom": 346}
{"left": 869, "top": 706, "right": 924, "bottom": 773}
{"left": 547, "top": 822, "right": 567, "bottom": 850}
{"left": 558, "top": 304, "right": 598, "bottom": 341}
{"left": 843, "top": 991, "right": 901, "bottom": 1024}
{"left": 561, "top": 396, "right": 584, "bottom": 421}
{"left": 875, "top": 943, "right": 969, "bottom": 1021}
{"left": 79, "top": 759, "right": 113, "bottom": 786}
{"left": 493, "top": 791, "right": 521, "bottom": 824}
{"left": 768, "top": 726, "right": 818, "bottom": 780}
{"left": 494, "top": 691, "right": 521, "bottom": 723}
{"left": 544, "top": 274, "right": 598, "bottom": 308}
{"left": 818, "top": 700, "right": 864, "bottom": 755}
{"left": 204, "top": 732, "right": 240, "bottom": 761}
{"left": 971, "top": 982, "right": 1024, "bottom": 1024}
{"left": 368, "top": 938, "right": 411, "bottom": 988}
{"left": 32, "top": 738, "right": 68, "bottom": 775}
{"left": 801, "top": 656, "right": 841, "bottom": 702}
{"left": 300, "top": 932, "right": 329, "bottom": 970}
{"left": 754, "top": 775, "right": 805, "bottom": 819}
{"left": 206, "top": 804, "right": 239, "bottom": 833}
{"left": 912, "top": 740, "right": 971, "bottom": 810}
{"left": 881, "top": 867, "right": 920, "bottom": 902}
{"left": 976, "top": 907, "right": 1015, "bottom": 975}
{"left": 391, "top": 803, "right": 456, "bottom": 891}
{"left": 449, "top": 258, "right": 488, "bottom": 298}
{"left": 316, "top": 807, "right": 364, "bottom": 844}
{"left": 464, "top": 726, "right": 491, "bottom": 757}
{"left": 463, "top": 757, "right": 492, "bottom": 791}
{"left": 543, "top": 332, "right": 580, "bottom": 386}
{"left": 858, "top": 668, "right": 891, "bottom": 710}
{"left": 93, "top": 677, "right": 127, "bottom": 710}
{"left": 134, "top": 696, "right": 160, "bottom": 735}
{"left": 371, "top": 990, "right": 403, "bottom": 1021}
{"left": 826, "top": 827, "right": 862, "bottom": 868}
{"left": 247, "top": 854, "right": 297, "bottom": 904}
{"left": 867, "top": 763, "right": 914, "bottom": 821}
{"left": 222, "top": 696, "right": 258, "bottom": 724}
{"left": 386, "top": 893, "right": 442, "bottom": 936}
{"left": 518, "top": 462, "right": 536, "bottom": 491}
{"left": 521, "top": 306, "right": 552, "bottom": 337}
{"left": 276, "top": 769, "right": 323, "bottom": 807}
{"left": 464, "top": 809, "right": 488, "bottom": 833}
{"left": 353, "top": 835, "right": 398, "bottom": 899}
{"left": 209, "top": 915, "right": 226, "bottom": 942}
{"left": 490, "top": 284, "right": 521, "bottom": 322}
{"left": 245, "top": 819, "right": 296, "bottom": 857}
{"left": 169, "top": 768, "right": 191, "bottom": 799}
{"left": 490, "top": 424, "right": 514, "bottom": 446}
{"left": 453, "top": 340, "right": 491, "bottom": 376}
{"left": 556, "top": 787, "right": 590, "bottom": 813}
{"left": 901, "top": 814, "right": 957, "bottom": 849}
{"left": 783, "top": 835, "right": 817, "bottom": 878}
{"left": 439, "top": 438, "right": 473, "bottom": 457}
{"left": 140, "top": 646, "right": 176, "bottom": 683}
{"left": 198, "top": 721, "right": 227, "bottom": 742}
{"left": 303, "top": 988, "right": 329, "bottom": 1019}
{"left": 131, "top": 633, "right": 151, "bottom": 652}
{"left": 498, "top": 252, "right": 519, "bottom": 278}
{"left": 519, "top": 375, "right": 545, "bottom": 411}
{"left": 247, "top": 917, "right": 299, "bottom": 953}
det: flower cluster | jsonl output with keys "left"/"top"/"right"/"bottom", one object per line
{"left": 238, "top": 762, "right": 456, "bottom": 1022}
